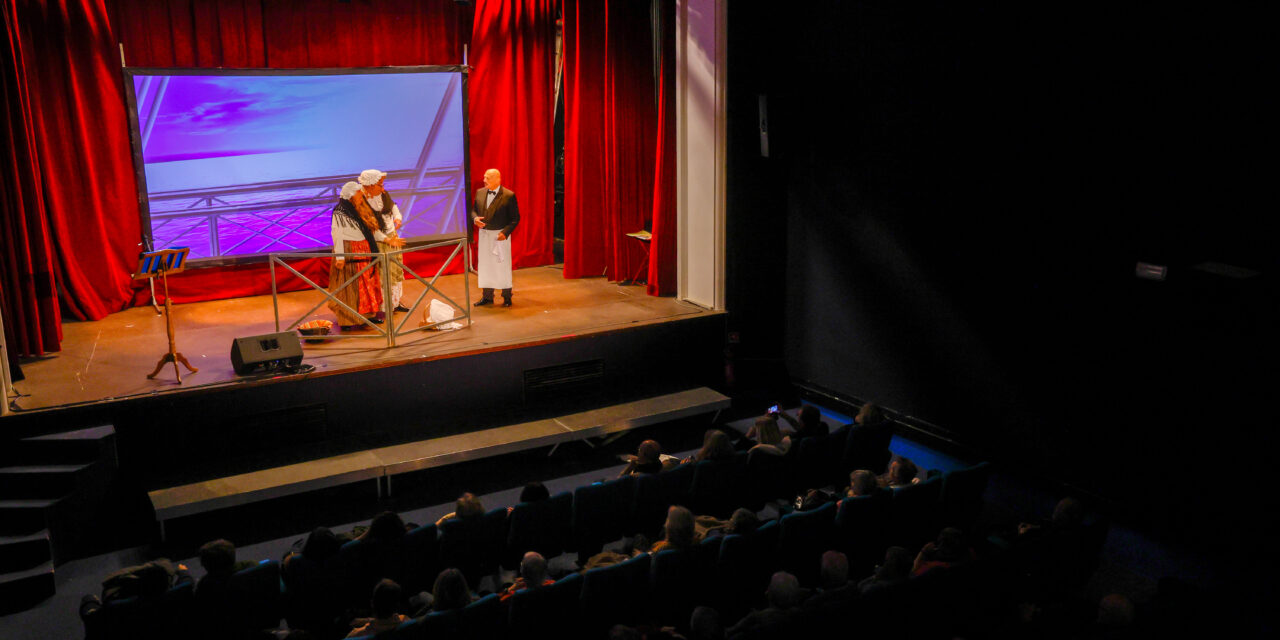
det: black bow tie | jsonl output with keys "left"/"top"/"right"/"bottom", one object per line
{"left": 487, "top": 190, "right": 496, "bottom": 196}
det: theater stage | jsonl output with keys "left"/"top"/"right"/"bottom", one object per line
{"left": 5, "top": 265, "right": 726, "bottom": 487}
{"left": 9, "top": 265, "right": 716, "bottom": 413}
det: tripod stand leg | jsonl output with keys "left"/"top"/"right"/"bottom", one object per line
{"left": 174, "top": 352, "right": 199, "bottom": 374}
{"left": 147, "top": 353, "right": 174, "bottom": 379}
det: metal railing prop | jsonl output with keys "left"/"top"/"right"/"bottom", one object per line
{"left": 387, "top": 239, "right": 472, "bottom": 344}
{"left": 270, "top": 251, "right": 390, "bottom": 343}
{"left": 269, "top": 236, "right": 470, "bottom": 349}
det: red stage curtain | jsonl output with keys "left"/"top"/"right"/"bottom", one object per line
{"left": 562, "top": 0, "right": 663, "bottom": 286}
{"left": 647, "top": 0, "right": 676, "bottom": 296}
{"left": 1, "top": 0, "right": 142, "bottom": 343}
{"left": 467, "top": 0, "right": 557, "bottom": 270}
{"left": 2, "top": 0, "right": 61, "bottom": 356}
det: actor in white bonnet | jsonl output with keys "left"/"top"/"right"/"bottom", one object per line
{"left": 354, "top": 168, "right": 409, "bottom": 313}
{"left": 328, "top": 180, "right": 393, "bottom": 330}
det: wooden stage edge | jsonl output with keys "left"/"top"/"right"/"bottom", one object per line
{"left": 6, "top": 266, "right": 722, "bottom": 415}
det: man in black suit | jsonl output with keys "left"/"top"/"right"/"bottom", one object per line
{"left": 472, "top": 168, "right": 520, "bottom": 307}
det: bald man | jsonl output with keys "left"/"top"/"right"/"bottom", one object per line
{"left": 472, "top": 168, "right": 520, "bottom": 306}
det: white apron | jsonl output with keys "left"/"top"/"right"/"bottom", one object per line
{"left": 477, "top": 228, "right": 513, "bottom": 289}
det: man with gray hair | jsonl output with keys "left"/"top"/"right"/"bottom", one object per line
{"left": 471, "top": 168, "right": 519, "bottom": 307}
{"left": 499, "top": 551, "right": 553, "bottom": 601}
{"left": 726, "top": 571, "right": 803, "bottom": 638}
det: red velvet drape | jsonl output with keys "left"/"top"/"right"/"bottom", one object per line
{"left": 2, "top": 0, "right": 61, "bottom": 356}
{"left": 647, "top": 0, "right": 676, "bottom": 296}
{"left": 563, "top": 0, "right": 669, "bottom": 287}
{"left": 1, "top": 0, "right": 141, "bottom": 362}
{"left": 468, "top": 0, "right": 557, "bottom": 270}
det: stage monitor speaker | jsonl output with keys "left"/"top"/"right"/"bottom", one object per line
{"left": 230, "top": 331, "right": 303, "bottom": 375}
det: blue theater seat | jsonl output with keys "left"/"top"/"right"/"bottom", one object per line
{"left": 888, "top": 474, "right": 944, "bottom": 549}
{"left": 572, "top": 476, "right": 635, "bottom": 561}
{"left": 777, "top": 501, "right": 837, "bottom": 586}
{"left": 505, "top": 491, "right": 572, "bottom": 569}
{"left": 580, "top": 552, "right": 651, "bottom": 635}
{"left": 507, "top": 572, "right": 584, "bottom": 636}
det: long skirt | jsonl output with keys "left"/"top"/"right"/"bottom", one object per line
{"left": 328, "top": 240, "right": 382, "bottom": 326}
{"left": 377, "top": 239, "right": 404, "bottom": 307}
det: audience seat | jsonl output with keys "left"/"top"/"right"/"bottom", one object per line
{"left": 887, "top": 474, "right": 944, "bottom": 549}
{"left": 507, "top": 572, "right": 584, "bottom": 637}
{"left": 439, "top": 507, "right": 510, "bottom": 587}
{"left": 459, "top": 593, "right": 503, "bottom": 640}
{"left": 282, "top": 550, "right": 345, "bottom": 638}
{"left": 940, "top": 461, "right": 992, "bottom": 530}
{"left": 399, "top": 524, "right": 440, "bottom": 597}
{"left": 226, "top": 559, "right": 283, "bottom": 635}
{"left": 834, "top": 491, "right": 891, "bottom": 576}
{"left": 630, "top": 473, "right": 668, "bottom": 538}
{"left": 505, "top": 491, "right": 572, "bottom": 569}
{"left": 649, "top": 548, "right": 702, "bottom": 627}
{"left": 777, "top": 501, "right": 837, "bottom": 586}
{"left": 657, "top": 459, "right": 697, "bottom": 510}
{"left": 337, "top": 536, "right": 408, "bottom": 609}
{"left": 715, "top": 519, "right": 779, "bottom": 621}
{"left": 572, "top": 476, "right": 635, "bottom": 562}
{"left": 842, "top": 422, "right": 893, "bottom": 478}
{"left": 82, "top": 579, "right": 194, "bottom": 640}
{"left": 691, "top": 457, "right": 746, "bottom": 519}
{"left": 580, "top": 552, "right": 651, "bottom": 635}
{"left": 744, "top": 447, "right": 792, "bottom": 511}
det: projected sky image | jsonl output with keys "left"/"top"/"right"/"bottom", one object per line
{"left": 131, "top": 71, "right": 467, "bottom": 260}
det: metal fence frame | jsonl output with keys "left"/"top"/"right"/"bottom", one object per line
{"left": 269, "top": 236, "right": 471, "bottom": 348}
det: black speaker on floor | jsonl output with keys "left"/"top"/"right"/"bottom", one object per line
{"left": 230, "top": 331, "right": 303, "bottom": 375}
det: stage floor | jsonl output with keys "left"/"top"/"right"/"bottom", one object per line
{"left": 10, "top": 266, "right": 714, "bottom": 412}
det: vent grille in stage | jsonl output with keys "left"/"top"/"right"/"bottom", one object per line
{"left": 523, "top": 360, "right": 605, "bottom": 404}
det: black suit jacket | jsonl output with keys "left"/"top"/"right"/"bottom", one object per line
{"left": 472, "top": 186, "right": 519, "bottom": 236}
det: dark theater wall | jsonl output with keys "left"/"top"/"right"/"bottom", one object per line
{"left": 726, "top": 2, "right": 1273, "bottom": 537}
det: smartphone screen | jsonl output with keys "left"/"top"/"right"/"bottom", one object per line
{"left": 768, "top": 404, "right": 779, "bottom": 413}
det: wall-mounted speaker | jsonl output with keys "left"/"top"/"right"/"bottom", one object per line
{"left": 230, "top": 331, "right": 303, "bottom": 375}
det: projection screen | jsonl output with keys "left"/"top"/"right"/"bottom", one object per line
{"left": 123, "top": 66, "right": 470, "bottom": 266}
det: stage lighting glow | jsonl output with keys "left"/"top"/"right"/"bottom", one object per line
{"left": 125, "top": 68, "right": 468, "bottom": 263}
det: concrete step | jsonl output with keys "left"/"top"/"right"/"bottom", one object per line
{"left": 0, "top": 530, "right": 51, "bottom": 574}
{"left": 0, "top": 561, "right": 56, "bottom": 616}
{"left": 0, "top": 424, "right": 116, "bottom": 466}
{"left": 0, "top": 462, "right": 94, "bottom": 499}
{"left": 0, "top": 499, "right": 57, "bottom": 536}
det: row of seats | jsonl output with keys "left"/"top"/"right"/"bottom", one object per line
{"left": 82, "top": 421, "right": 992, "bottom": 639}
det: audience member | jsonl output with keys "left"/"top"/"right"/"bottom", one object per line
{"left": 435, "top": 493, "right": 485, "bottom": 527}
{"left": 686, "top": 429, "right": 735, "bottom": 464}
{"left": 912, "top": 527, "right": 975, "bottom": 577}
{"left": 747, "top": 417, "right": 792, "bottom": 457}
{"left": 499, "top": 551, "right": 554, "bottom": 602}
{"left": 359, "top": 511, "right": 408, "bottom": 542}
{"left": 844, "top": 469, "right": 879, "bottom": 498}
{"left": 877, "top": 457, "right": 920, "bottom": 489}
{"left": 620, "top": 439, "right": 665, "bottom": 477}
{"left": 519, "top": 481, "right": 551, "bottom": 503}
{"left": 857, "top": 546, "right": 913, "bottom": 594}
{"left": 650, "top": 505, "right": 697, "bottom": 553}
{"left": 726, "top": 571, "right": 803, "bottom": 639}
{"left": 196, "top": 539, "right": 240, "bottom": 592}
{"left": 818, "top": 550, "right": 850, "bottom": 591}
{"left": 427, "top": 567, "right": 473, "bottom": 613}
{"left": 346, "top": 579, "right": 407, "bottom": 638}
{"left": 689, "top": 605, "right": 724, "bottom": 640}
{"left": 776, "top": 404, "right": 829, "bottom": 441}
{"left": 855, "top": 402, "right": 888, "bottom": 428}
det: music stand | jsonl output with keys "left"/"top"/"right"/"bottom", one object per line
{"left": 134, "top": 248, "right": 198, "bottom": 382}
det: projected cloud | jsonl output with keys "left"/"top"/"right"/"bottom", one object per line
{"left": 131, "top": 71, "right": 468, "bottom": 261}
